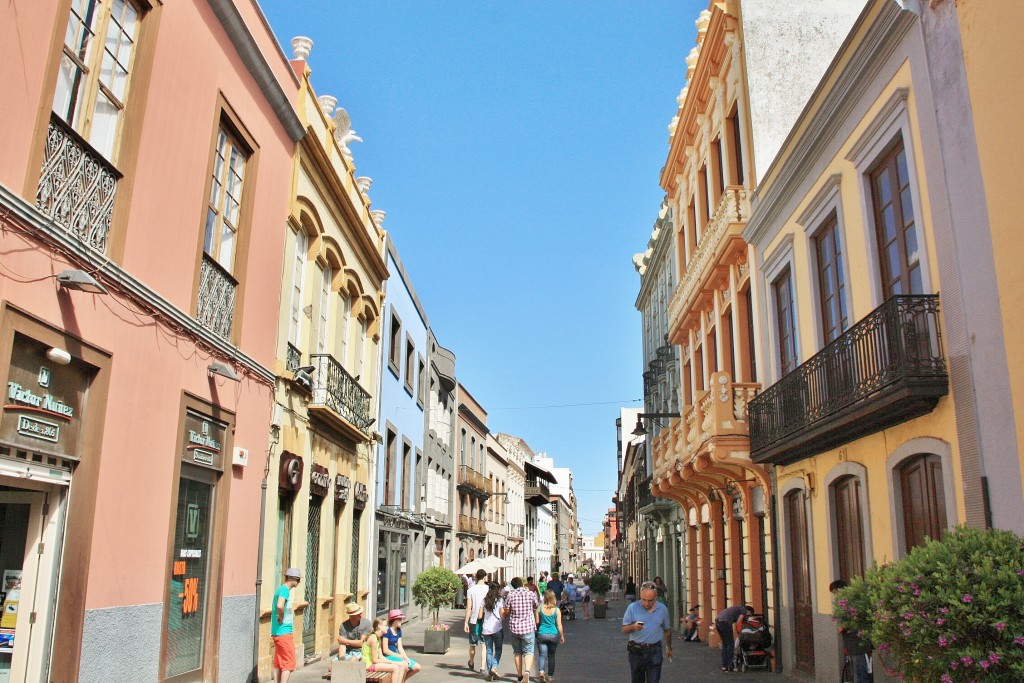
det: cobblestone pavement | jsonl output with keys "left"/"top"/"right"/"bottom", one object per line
{"left": 290, "top": 599, "right": 779, "bottom": 683}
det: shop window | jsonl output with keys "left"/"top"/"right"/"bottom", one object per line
{"left": 164, "top": 469, "right": 215, "bottom": 678}
{"left": 350, "top": 510, "right": 361, "bottom": 595}
{"left": 54, "top": 0, "right": 142, "bottom": 162}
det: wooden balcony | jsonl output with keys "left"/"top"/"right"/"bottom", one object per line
{"left": 749, "top": 295, "right": 948, "bottom": 466}
{"left": 524, "top": 478, "right": 550, "bottom": 506}
{"left": 457, "top": 465, "right": 490, "bottom": 496}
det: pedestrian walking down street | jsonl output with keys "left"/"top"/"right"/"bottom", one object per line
{"left": 653, "top": 577, "right": 668, "bottom": 605}
{"left": 536, "top": 589, "right": 565, "bottom": 682}
{"left": 271, "top": 567, "right": 301, "bottom": 683}
{"left": 479, "top": 582, "right": 506, "bottom": 681}
{"left": 506, "top": 576, "right": 541, "bottom": 683}
{"left": 526, "top": 576, "right": 541, "bottom": 599}
{"left": 546, "top": 573, "right": 564, "bottom": 603}
{"left": 382, "top": 609, "right": 422, "bottom": 679}
{"left": 716, "top": 604, "right": 753, "bottom": 673}
{"left": 622, "top": 581, "right": 673, "bottom": 683}
{"left": 624, "top": 576, "right": 637, "bottom": 603}
{"left": 464, "top": 568, "right": 490, "bottom": 673}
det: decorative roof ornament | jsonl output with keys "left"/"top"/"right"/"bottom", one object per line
{"left": 332, "top": 107, "right": 363, "bottom": 159}
{"left": 695, "top": 10, "right": 712, "bottom": 44}
{"left": 370, "top": 209, "right": 386, "bottom": 228}
{"left": 677, "top": 85, "right": 689, "bottom": 108}
{"left": 291, "top": 36, "right": 313, "bottom": 61}
{"left": 317, "top": 95, "right": 337, "bottom": 117}
{"left": 686, "top": 47, "right": 700, "bottom": 79}
{"left": 355, "top": 177, "right": 372, "bottom": 195}
{"left": 668, "top": 116, "right": 679, "bottom": 135}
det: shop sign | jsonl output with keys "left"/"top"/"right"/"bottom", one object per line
{"left": 182, "top": 410, "right": 227, "bottom": 471}
{"left": 279, "top": 452, "right": 303, "bottom": 492}
{"left": 334, "top": 474, "right": 351, "bottom": 504}
{"left": 1, "top": 334, "right": 92, "bottom": 458}
{"left": 310, "top": 463, "right": 330, "bottom": 498}
{"left": 354, "top": 481, "right": 368, "bottom": 510}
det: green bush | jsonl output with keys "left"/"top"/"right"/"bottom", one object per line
{"left": 587, "top": 572, "right": 612, "bottom": 596}
{"left": 411, "top": 566, "right": 462, "bottom": 626}
{"left": 833, "top": 526, "right": 1024, "bottom": 682}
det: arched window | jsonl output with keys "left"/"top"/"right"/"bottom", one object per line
{"left": 898, "top": 454, "right": 947, "bottom": 552}
{"left": 831, "top": 475, "right": 865, "bottom": 581}
{"left": 287, "top": 229, "right": 307, "bottom": 347}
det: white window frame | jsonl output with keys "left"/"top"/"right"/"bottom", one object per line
{"left": 316, "top": 264, "right": 332, "bottom": 354}
{"left": 287, "top": 228, "right": 307, "bottom": 347}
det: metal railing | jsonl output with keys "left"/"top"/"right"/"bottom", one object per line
{"left": 286, "top": 343, "right": 301, "bottom": 373}
{"left": 310, "top": 353, "right": 373, "bottom": 432}
{"left": 36, "top": 115, "right": 120, "bottom": 254}
{"left": 196, "top": 254, "right": 237, "bottom": 339}
{"left": 749, "top": 295, "right": 946, "bottom": 452}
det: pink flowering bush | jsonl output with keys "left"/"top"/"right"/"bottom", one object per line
{"left": 833, "top": 527, "right": 1024, "bottom": 682}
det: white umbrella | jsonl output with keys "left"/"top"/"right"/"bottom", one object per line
{"left": 455, "top": 559, "right": 487, "bottom": 575}
{"left": 479, "top": 555, "right": 512, "bottom": 572}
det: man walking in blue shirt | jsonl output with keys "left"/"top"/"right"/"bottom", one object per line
{"left": 621, "top": 581, "right": 672, "bottom": 683}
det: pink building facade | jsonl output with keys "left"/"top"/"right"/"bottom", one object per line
{"left": 0, "top": 1, "right": 302, "bottom": 681}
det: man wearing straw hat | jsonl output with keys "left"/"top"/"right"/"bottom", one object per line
{"left": 338, "top": 601, "right": 372, "bottom": 660}
{"left": 271, "top": 567, "right": 302, "bottom": 683}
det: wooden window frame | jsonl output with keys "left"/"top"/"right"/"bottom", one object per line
{"left": 384, "top": 426, "right": 397, "bottom": 506}
{"left": 404, "top": 334, "right": 415, "bottom": 395}
{"left": 813, "top": 213, "right": 848, "bottom": 344}
{"left": 831, "top": 475, "right": 865, "bottom": 582}
{"left": 388, "top": 310, "right": 402, "bottom": 378}
{"left": 773, "top": 267, "right": 798, "bottom": 376}
{"left": 869, "top": 136, "right": 921, "bottom": 298}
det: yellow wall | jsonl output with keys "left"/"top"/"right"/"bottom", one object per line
{"left": 956, "top": 0, "right": 1024, "bottom": 506}
{"left": 760, "top": 62, "right": 965, "bottom": 611}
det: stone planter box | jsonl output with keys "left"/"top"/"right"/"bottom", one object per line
{"left": 423, "top": 627, "right": 451, "bottom": 654}
{"left": 593, "top": 593, "right": 608, "bottom": 619}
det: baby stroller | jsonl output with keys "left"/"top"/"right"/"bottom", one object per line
{"left": 734, "top": 613, "right": 772, "bottom": 672}
{"left": 559, "top": 593, "right": 576, "bottom": 620}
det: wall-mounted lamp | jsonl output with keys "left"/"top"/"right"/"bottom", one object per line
{"left": 631, "top": 412, "right": 681, "bottom": 436}
{"left": 57, "top": 269, "right": 107, "bottom": 295}
{"left": 292, "top": 365, "right": 315, "bottom": 391}
{"left": 46, "top": 346, "right": 73, "bottom": 366}
{"left": 208, "top": 361, "right": 239, "bottom": 382}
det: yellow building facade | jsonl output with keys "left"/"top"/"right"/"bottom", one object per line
{"left": 257, "top": 40, "right": 388, "bottom": 677}
{"left": 741, "top": 1, "right": 1002, "bottom": 679}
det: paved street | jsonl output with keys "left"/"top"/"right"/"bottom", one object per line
{"left": 290, "top": 599, "right": 777, "bottom": 683}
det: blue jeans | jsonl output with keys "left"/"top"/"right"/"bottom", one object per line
{"left": 537, "top": 632, "right": 559, "bottom": 676}
{"left": 627, "top": 643, "right": 663, "bottom": 683}
{"left": 848, "top": 653, "right": 873, "bottom": 683}
{"left": 510, "top": 631, "right": 535, "bottom": 655}
{"left": 483, "top": 631, "right": 503, "bottom": 671}
{"left": 717, "top": 621, "right": 735, "bottom": 670}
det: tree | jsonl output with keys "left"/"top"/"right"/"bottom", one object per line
{"left": 411, "top": 566, "right": 461, "bottom": 627}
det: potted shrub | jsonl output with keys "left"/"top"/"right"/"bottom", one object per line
{"left": 412, "top": 566, "right": 461, "bottom": 654}
{"left": 833, "top": 526, "right": 1024, "bottom": 682}
{"left": 588, "top": 573, "right": 612, "bottom": 619}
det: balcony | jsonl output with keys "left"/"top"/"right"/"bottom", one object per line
{"left": 458, "top": 514, "right": 485, "bottom": 537}
{"left": 457, "top": 465, "right": 490, "bottom": 496}
{"left": 285, "top": 343, "right": 302, "bottom": 373}
{"left": 637, "top": 477, "right": 677, "bottom": 517}
{"left": 749, "top": 295, "right": 948, "bottom": 466}
{"left": 308, "top": 353, "right": 373, "bottom": 438}
{"left": 507, "top": 523, "right": 525, "bottom": 540}
{"left": 668, "top": 186, "right": 750, "bottom": 340}
{"left": 524, "top": 478, "right": 550, "bottom": 506}
{"left": 196, "top": 254, "right": 237, "bottom": 339}
{"left": 36, "top": 114, "right": 120, "bottom": 254}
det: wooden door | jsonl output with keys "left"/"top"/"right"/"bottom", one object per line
{"left": 786, "top": 491, "right": 815, "bottom": 675}
{"left": 900, "top": 454, "right": 947, "bottom": 552}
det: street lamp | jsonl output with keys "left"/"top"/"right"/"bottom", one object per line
{"left": 631, "top": 412, "right": 681, "bottom": 436}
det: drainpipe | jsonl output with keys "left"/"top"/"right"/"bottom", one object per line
{"left": 768, "top": 467, "right": 783, "bottom": 673}
{"left": 252, "top": 424, "right": 279, "bottom": 683}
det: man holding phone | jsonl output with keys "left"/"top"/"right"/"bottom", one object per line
{"left": 621, "top": 582, "right": 672, "bottom": 682}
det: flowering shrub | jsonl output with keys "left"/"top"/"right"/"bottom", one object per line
{"left": 427, "top": 623, "right": 451, "bottom": 631}
{"left": 411, "top": 566, "right": 461, "bottom": 627}
{"left": 833, "top": 526, "right": 1024, "bottom": 682}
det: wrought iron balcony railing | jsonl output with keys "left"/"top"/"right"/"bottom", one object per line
{"left": 36, "top": 115, "right": 120, "bottom": 254}
{"left": 286, "top": 343, "right": 302, "bottom": 373}
{"left": 749, "top": 295, "right": 948, "bottom": 465}
{"left": 310, "top": 353, "right": 373, "bottom": 433}
{"left": 196, "top": 254, "right": 237, "bottom": 339}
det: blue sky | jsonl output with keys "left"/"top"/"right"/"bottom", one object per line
{"left": 260, "top": 1, "right": 705, "bottom": 535}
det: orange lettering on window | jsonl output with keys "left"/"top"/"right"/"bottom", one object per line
{"left": 173, "top": 561, "right": 187, "bottom": 576}
{"left": 180, "top": 577, "right": 200, "bottom": 615}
